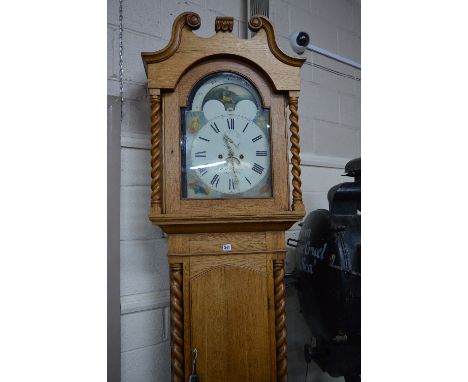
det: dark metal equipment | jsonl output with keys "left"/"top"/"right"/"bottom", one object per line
{"left": 289, "top": 158, "right": 361, "bottom": 382}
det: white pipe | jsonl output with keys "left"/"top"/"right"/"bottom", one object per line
{"left": 305, "top": 43, "right": 361, "bottom": 70}
{"left": 289, "top": 32, "right": 361, "bottom": 70}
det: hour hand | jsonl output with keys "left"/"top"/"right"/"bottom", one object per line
{"left": 223, "top": 133, "right": 238, "bottom": 148}
{"left": 226, "top": 136, "right": 238, "bottom": 148}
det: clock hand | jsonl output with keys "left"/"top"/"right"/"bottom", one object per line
{"left": 224, "top": 134, "right": 241, "bottom": 187}
{"left": 232, "top": 166, "right": 239, "bottom": 186}
{"left": 223, "top": 133, "right": 239, "bottom": 150}
{"left": 223, "top": 142, "right": 240, "bottom": 188}
{"left": 226, "top": 136, "right": 239, "bottom": 148}
{"left": 224, "top": 135, "right": 236, "bottom": 160}
{"left": 223, "top": 134, "right": 232, "bottom": 153}
{"left": 229, "top": 157, "right": 240, "bottom": 187}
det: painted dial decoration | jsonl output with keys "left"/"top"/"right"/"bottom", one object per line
{"left": 182, "top": 72, "right": 272, "bottom": 199}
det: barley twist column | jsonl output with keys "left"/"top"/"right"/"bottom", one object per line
{"left": 288, "top": 94, "right": 304, "bottom": 212}
{"left": 274, "top": 259, "right": 287, "bottom": 381}
{"left": 170, "top": 263, "right": 184, "bottom": 382}
{"left": 150, "top": 91, "right": 162, "bottom": 213}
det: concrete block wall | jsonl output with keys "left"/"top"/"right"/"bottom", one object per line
{"left": 272, "top": 0, "right": 361, "bottom": 278}
{"left": 108, "top": 1, "right": 360, "bottom": 381}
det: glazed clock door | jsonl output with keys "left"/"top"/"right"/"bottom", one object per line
{"left": 181, "top": 72, "right": 273, "bottom": 199}
{"left": 189, "top": 254, "right": 275, "bottom": 381}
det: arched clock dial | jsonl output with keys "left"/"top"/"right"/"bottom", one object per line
{"left": 182, "top": 71, "right": 272, "bottom": 199}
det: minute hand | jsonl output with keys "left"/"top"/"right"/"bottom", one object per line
{"left": 229, "top": 159, "right": 239, "bottom": 187}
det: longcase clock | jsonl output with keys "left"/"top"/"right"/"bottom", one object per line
{"left": 142, "top": 13, "right": 305, "bottom": 382}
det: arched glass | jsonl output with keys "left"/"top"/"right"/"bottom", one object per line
{"left": 181, "top": 72, "right": 272, "bottom": 199}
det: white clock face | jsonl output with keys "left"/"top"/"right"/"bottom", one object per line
{"left": 190, "top": 114, "right": 270, "bottom": 194}
{"left": 182, "top": 72, "right": 272, "bottom": 199}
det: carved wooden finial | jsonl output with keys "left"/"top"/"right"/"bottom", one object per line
{"left": 215, "top": 16, "right": 234, "bottom": 32}
{"left": 248, "top": 16, "right": 263, "bottom": 31}
{"left": 186, "top": 12, "right": 201, "bottom": 30}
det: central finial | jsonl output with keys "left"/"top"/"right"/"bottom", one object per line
{"left": 215, "top": 16, "right": 234, "bottom": 32}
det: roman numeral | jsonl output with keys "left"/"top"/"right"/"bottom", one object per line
{"left": 194, "top": 151, "right": 206, "bottom": 158}
{"left": 242, "top": 123, "right": 249, "bottom": 133}
{"left": 252, "top": 135, "right": 262, "bottom": 143}
{"left": 199, "top": 168, "right": 208, "bottom": 176}
{"left": 210, "top": 123, "right": 220, "bottom": 133}
{"left": 252, "top": 163, "right": 264, "bottom": 175}
{"left": 256, "top": 150, "right": 267, "bottom": 156}
{"left": 229, "top": 178, "right": 236, "bottom": 191}
{"left": 245, "top": 177, "right": 251, "bottom": 185}
{"left": 199, "top": 136, "right": 210, "bottom": 142}
{"left": 210, "top": 174, "right": 220, "bottom": 188}
{"left": 227, "top": 118, "right": 235, "bottom": 130}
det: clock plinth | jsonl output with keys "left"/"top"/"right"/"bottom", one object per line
{"left": 142, "top": 13, "right": 305, "bottom": 381}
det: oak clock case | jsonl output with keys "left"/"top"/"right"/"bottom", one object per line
{"left": 182, "top": 71, "right": 272, "bottom": 199}
{"left": 142, "top": 13, "right": 305, "bottom": 382}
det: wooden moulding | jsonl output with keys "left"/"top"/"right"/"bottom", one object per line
{"left": 149, "top": 211, "right": 305, "bottom": 234}
{"left": 141, "top": 12, "right": 305, "bottom": 91}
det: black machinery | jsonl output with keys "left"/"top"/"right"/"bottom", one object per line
{"left": 288, "top": 157, "right": 361, "bottom": 382}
